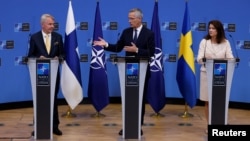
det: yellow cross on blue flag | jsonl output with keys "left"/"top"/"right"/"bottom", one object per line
{"left": 176, "top": 1, "right": 197, "bottom": 108}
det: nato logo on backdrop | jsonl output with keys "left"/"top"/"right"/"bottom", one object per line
{"left": 14, "top": 23, "right": 30, "bottom": 32}
{"left": 223, "top": 23, "right": 236, "bottom": 32}
{"left": 235, "top": 40, "right": 250, "bottom": 49}
{"left": 161, "top": 22, "right": 177, "bottom": 30}
{"left": 102, "top": 21, "right": 118, "bottom": 30}
{"left": 76, "top": 22, "right": 88, "bottom": 30}
{"left": 191, "top": 22, "right": 199, "bottom": 31}
{"left": 14, "top": 23, "right": 23, "bottom": 32}
{"left": 192, "top": 22, "right": 206, "bottom": 31}
{"left": 162, "top": 53, "right": 176, "bottom": 62}
{"left": 236, "top": 40, "right": 244, "bottom": 49}
{"left": 14, "top": 56, "right": 24, "bottom": 66}
{"left": 161, "top": 22, "right": 169, "bottom": 30}
{"left": 0, "top": 40, "right": 13, "bottom": 49}
{"left": 0, "top": 40, "right": 6, "bottom": 49}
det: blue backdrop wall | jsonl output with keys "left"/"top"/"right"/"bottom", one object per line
{"left": 0, "top": 0, "right": 250, "bottom": 104}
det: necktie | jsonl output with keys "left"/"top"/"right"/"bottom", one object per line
{"left": 133, "top": 29, "right": 137, "bottom": 43}
{"left": 45, "top": 34, "right": 51, "bottom": 53}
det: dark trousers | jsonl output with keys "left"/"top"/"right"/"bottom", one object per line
{"left": 53, "top": 71, "right": 60, "bottom": 129}
{"left": 141, "top": 97, "right": 146, "bottom": 125}
{"left": 141, "top": 69, "right": 150, "bottom": 126}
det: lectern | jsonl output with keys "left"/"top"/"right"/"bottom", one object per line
{"left": 205, "top": 58, "right": 238, "bottom": 125}
{"left": 113, "top": 56, "right": 148, "bottom": 140}
{"left": 27, "top": 58, "right": 59, "bottom": 139}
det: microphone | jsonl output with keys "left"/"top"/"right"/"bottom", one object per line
{"left": 202, "top": 40, "right": 207, "bottom": 63}
{"left": 55, "top": 41, "right": 63, "bottom": 63}
{"left": 115, "top": 32, "right": 120, "bottom": 54}
{"left": 229, "top": 34, "right": 240, "bottom": 63}
{"left": 22, "top": 33, "right": 32, "bottom": 64}
{"left": 113, "top": 32, "right": 120, "bottom": 62}
{"left": 117, "top": 32, "right": 121, "bottom": 39}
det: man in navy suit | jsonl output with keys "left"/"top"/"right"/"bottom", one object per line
{"left": 28, "top": 14, "right": 64, "bottom": 136}
{"left": 93, "top": 8, "right": 155, "bottom": 136}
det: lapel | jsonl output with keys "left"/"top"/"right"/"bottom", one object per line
{"left": 38, "top": 31, "right": 49, "bottom": 55}
{"left": 49, "top": 33, "right": 57, "bottom": 55}
{"left": 135, "top": 26, "right": 145, "bottom": 43}
{"left": 129, "top": 28, "right": 134, "bottom": 42}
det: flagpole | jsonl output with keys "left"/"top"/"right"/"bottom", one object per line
{"left": 178, "top": 102, "right": 193, "bottom": 118}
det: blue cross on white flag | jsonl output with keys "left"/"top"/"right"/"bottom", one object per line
{"left": 61, "top": 1, "right": 83, "bottom": 110}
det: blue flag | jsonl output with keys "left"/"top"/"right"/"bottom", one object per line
{"left": 147, "top": 1, "right": 166, "bottom": 113}
{"left": 88, "top": 1, "right": 109, "bottom": 112}
{"left": 61, "top": 0, "right": 83, "bottom": 110}
{"left": 176, "top": 2, "right": 197, "bottom": 108}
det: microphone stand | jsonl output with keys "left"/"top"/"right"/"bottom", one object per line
{"left": 229, "top": 34, "right": 240, "bottom": 63}
{"left": 22, "top": 33, "right": 31, "bottom": 64}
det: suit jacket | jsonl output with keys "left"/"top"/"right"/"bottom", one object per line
{"left": 105, "top": 26, "right": 155, "bottom": 57}
{"left": 28, "top": 30, "right": 64, "bottom": 102}
{"left": 105, "top": 26, "right": 155, "bottom": 125}
{"left": 28, "top": 31, "right": 64, "bottom": 58}
{"left": 28, "top": 31, "right": 64, "bottom": 127}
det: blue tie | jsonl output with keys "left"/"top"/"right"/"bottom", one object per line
{"left": 133, "top": 29, "right": 137, "bottom": 43}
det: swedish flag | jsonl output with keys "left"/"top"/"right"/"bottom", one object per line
{"left": 176, "top": 1, "right": 197, "bottom": 108}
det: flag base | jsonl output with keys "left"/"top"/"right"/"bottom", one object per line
{"left": 61, "top": 108, "right": 77, "bottom": 118}
{"left": 150, "top": 112, "right": 165, "bottom": 117}
{"left": 178, "top": 111, "right": 194, "bottom": 118}
{"left": 91, "top": 112, "right": 106, "bottom": 118}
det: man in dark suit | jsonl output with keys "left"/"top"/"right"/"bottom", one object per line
{"left": 28, "top": 14, "right": 64, "bottom": 136}
{"left": 93, "top": 8, "right": 155, "bottom": 136}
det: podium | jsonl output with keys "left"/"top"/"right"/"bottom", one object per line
{"left": 113, "top": 56, "right": 148, "bottom": 140}
{"left": 205, "top": 58, "right": 238, "bottom": 125}
{"left": 27, "top": 58, "right": 59, "bottom": 139}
